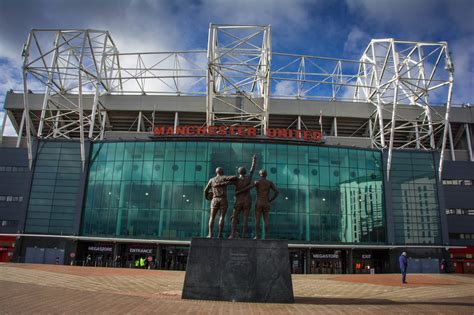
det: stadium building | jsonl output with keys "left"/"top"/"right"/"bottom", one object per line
{"left": 0, "top": 25, "right": 473, "bottom": 274}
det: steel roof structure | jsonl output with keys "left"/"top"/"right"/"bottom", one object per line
{"left": 2, "top": 24, "right": 467, "bottom": 180}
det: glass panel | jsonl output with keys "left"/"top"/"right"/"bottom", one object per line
{"left": 82, "top": 141, "right": 386, "bottom": 244}
{"left": 25, "top": 141, "right": 82, "bottom": 234}
{"left": 391, "top": 151, "right": 441, "bottom": 245}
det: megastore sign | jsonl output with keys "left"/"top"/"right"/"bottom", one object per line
{"left": 152, "top": 125, "right": 323, "bottom": 142}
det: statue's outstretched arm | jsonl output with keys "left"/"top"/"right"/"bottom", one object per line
{"left": 249, "top": 154, "right": 257, "bottom": 176}
{"left": 236, "top": 182, "right": 256, "bottom": 195}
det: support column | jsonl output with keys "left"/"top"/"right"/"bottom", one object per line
{"left": 346, "top": 249, "right": 353, "bottom": 274}
{"left": 173, "top": 112, "right": 179, "bottom": 134}
{"left": 448, "top": 123, "right": 455, "bottom": 161}
{"left": 22, "top": 71, "right": 33, "bottom": 169}
{"left": 100, "top": 111, "right": 107, "bottom": 140}
{"left": 113, "top": 243, "right": 119, "bottom": 267}
{"left": 137, "top": 111, "right": 143, "bottom": 132}
{"left": 305, "top": 248, "right": 311, "bottom": 274}
{"left": 53, "top": 110, "right": 61, "bottom": 138}
{"left": 16, "top": 110, "right": 26, "bottom": 148}
{"left": 383, "top": 150, "right": 396, "bottom": 246}
{"left": 332, "top": 117, "right": 338, "bottom": 137}
{"left": 88, "top": 34, "right": 109, "bottom": 139}
{"left": 438, "top": 59, "right": 454, "bottom": 180}
{"left": 78, "top": 31, "right": 88, "bottom": 171}
{"left": 368, "top": 119, "right": 374, "bottom": 149}
{"left": 37, "top": 32, "right": 61, "bottom": 138}
{"left": 386, "top": 40, "right": 400, "bottom": 181}
{"left": 414, "top": 122, "right": 420, "bottom": 149}
{"left": 156, "top": 244, "right": 162, "bottom": 269}
{"left": 466, "top": 123, "right": 473, "bottom": 162}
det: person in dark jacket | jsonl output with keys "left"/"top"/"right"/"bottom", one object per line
{"left": 399, "top": 252, "right": 408, "bottom": 284}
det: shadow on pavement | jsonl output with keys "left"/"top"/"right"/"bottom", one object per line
{"left": 294, "top": 296, "right": 474, "bottom": 307}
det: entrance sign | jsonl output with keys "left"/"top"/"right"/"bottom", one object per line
{"left": 128, "top": 247, "right": 154, "bottom": 254}
{"left": 152, "top": 125, "right": 323, "bottom": 142}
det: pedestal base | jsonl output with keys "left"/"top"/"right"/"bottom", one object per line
{"left": 181, "top": 238, "right": 294, "bottom": 303}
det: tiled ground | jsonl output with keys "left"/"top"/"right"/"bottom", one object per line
{"left": 0, "top": 263, "right": 473, "bottom": 314}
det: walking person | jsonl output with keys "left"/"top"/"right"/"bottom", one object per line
{"left": 441, "top": 259, "right": 447, "bottom": 273}
{"left": 399, "top": 252, "right": 408, "bottom": 284}
{"left": 86, "top": 254, "right": 92, "bottom": 266}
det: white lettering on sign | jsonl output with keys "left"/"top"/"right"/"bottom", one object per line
{"left": 87, "top": 246, "right": 113, "bottom": 252}
{"left": 129, "top": 248, "right": 153, "bottom": 254}
{"left": 313, "top": 253, "right": 339, "bottom": 259}
{"left": 362, "top": 254, "right": 371, "bottom": 259}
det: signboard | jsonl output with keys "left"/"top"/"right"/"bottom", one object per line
{"left": 313, "top": 253, "right": 339, "bottom": 259}
{"left": 87, "top": 246, "right": 113, "bottom": 253}
{"left": 151, "top": 125, "right": 323, "bottom": 142}
{"left": 128, "top": 247, "right": 154, "bottom": 254}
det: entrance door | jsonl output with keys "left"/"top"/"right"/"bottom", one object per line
{"left": 161, "top": 247, "right": 189, "bottom": 270}
{"left": 25, "top": 247, "right": 45, "bottom": 264}
{"left": 454, "top": 261, "right": 464, "bottom": 273}
{"left": 289, "top": 250, "right": 305, "bottom": 274}
{"left": 25, "top": 247, "right": 64, "bottom": 264}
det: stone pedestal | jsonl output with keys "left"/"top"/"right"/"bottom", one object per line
{"left": 181, "top": 238, "right": 294, "bottom": 303}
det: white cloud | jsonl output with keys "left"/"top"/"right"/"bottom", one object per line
{"left": 344, "top": 26, "right": 371, "bottom": 57}
{"left": 274, "top": 81, "right": 297, "bottom": 96}
{"left": 344, "top": 0, "right": 473, "bottom": 103}
{"left": 345, "top": 0, "right": 446, "bottom": 35}
{"left": 0, "top": 60, "right": 22, "bottom": 93}
{"left": 450, "top": 35, "right": 474, "bottom": 104}
{"left": 0, "top": 0, "right": 471, "bottom": 104}
{"left": 0, "top": 0, "right": 315, "bottom": 97}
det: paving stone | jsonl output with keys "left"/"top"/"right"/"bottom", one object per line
{"left": 0, "top": 263, "right": 473, "bottom": 314}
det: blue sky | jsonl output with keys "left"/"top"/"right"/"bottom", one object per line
{"left": 1, "top": 0, "right": 473, "bottom": 135}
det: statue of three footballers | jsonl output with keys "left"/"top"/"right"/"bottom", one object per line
{"left": 203, "top": 155, "right": 279, "bottom": 239}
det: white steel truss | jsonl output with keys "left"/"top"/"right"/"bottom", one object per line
{"left": 271, "top": 53, "right": 370, "bottom": 101}
{"left": 106, "top": 51, "right": 207, "bottom": 96}
{"left": 354, "top": 39, "right": 454, "bottom": 180}
{"left": 207, "top": 24, "right": 271, "bottom": 134}
{"left": 19, "top": 27, "right": 454, "bottom": 180}
{"left": 21, "top": 29, "right": 121, "bottom": 169}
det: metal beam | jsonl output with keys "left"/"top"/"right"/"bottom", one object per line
{"left": 173, "top": 112, "right": 179, "bottom": 134}
{"left": 448, "top": 122, "right": 455, "bottom": 161}
{"left": 331, "top": 117, "right": 338, "bottom": 137}
{"left": 207, "top": 24, "right": 271, "bottom": 133}
{"left": 466, "top": 123, "right": 473, "bottom": 162}
{"left": 438, "top": 50, "right": 454, "bottom": 180}
{"left": 16, "top": 110, "right": 26, "bottom": 148}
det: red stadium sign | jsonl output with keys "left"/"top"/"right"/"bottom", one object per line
{"left": 152, "top": 125, "right": 323, "bottom": 142}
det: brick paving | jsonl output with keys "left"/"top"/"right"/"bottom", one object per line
{"left": 0, "top": 263, "right": 473, "bottom": 314}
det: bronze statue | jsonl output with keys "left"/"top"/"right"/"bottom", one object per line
{"left": 229, "top": 154, "right": 257, "bottom": 239}
{"left": 237, "top": 169, "right": 278, "bottom": 240}
{"left": 203, "top": 167, "right": 235, "bottom": 238}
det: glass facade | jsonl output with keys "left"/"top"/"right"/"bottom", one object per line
{"left": 82, "top": 140, "right": 386, "bottom": 243}
{"left": 25, "top": 141, "right": 82, "bottom": 234}
{"left": 391, "top": 151, "right": 442, "bottom": 244}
